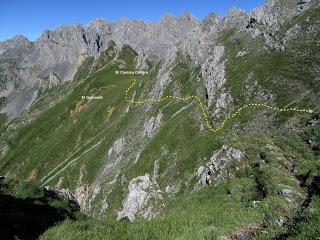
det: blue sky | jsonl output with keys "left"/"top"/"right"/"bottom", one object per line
{"left": 0, "top": 0, "right": 265, "bottom": 41}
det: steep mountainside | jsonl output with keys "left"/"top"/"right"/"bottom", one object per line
{"left": 0, "top": 0, "right": 320, "bottom": 239}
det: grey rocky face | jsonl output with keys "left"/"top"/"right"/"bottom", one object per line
{"left": 117, "top": 174, "right": 162, "bottom": 221}
{"left": 0, "top": 0, "right": 315, "bottom": 119}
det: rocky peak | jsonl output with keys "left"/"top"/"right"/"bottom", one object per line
{"left": 250, "top": 0, "right": 313, "bottom": 32}
{"left": 159, "top": 12, "right": 199, "bottom": 30}
{"left": 5, "top": 35, "right": 32, "bottom": 47}
{"left": 223, "top": 7, "right": 249, "bottom": 29}
{"left": 87, "top": 17, "right": 107, "bottom": 27}
{"left": 179, "top": 11, "right": 198, "bottom": 23}
{"left": 159, "top": 13, "right": 176, "bottom": 23}
{"left": 201, "top": 12, "right": 220, "bottom": 31}
{"left": 37, "top": 24, "right": 85, "bottom": 44}
{"left": 0, "top": 34, "right": 34, "bottom": 56}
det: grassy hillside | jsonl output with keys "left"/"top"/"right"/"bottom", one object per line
{"left": 39, "top": 116, "right": 320, "bottom": 239}
{"left": 0, "top": 3, "right": 319, "bottom": 240}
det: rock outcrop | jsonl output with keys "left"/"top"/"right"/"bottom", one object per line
{"left": 117, "top": 174, "right": 162, "bottom": 221}
{"left": 195, "top": 145, "right": 242, "bottom": 189}
{"left": 44, "top": 186, "right": 80, "bottom": 209}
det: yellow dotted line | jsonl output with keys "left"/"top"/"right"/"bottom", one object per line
{"left": 125, "top": 79, "right": 313, "bottom": 133}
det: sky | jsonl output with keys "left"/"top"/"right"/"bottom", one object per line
{"left": 0, "top": 0, "right": 265, "bottom": 41}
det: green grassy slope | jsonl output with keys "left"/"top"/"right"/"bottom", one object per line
{"left": 39, "top": 121, "right": 320, "bottom": 239}
{"left": 1, "top": 3, "right": 320, "bottom": 240}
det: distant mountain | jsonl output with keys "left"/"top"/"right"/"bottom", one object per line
{"left": 0, "top": 0, "right": 319, "bottom": 239}
{"left": 0, "top": 0, "right": 313, "bottom": 118}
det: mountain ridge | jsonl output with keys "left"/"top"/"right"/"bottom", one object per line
{"left": 0, "top": 0, "right": 315, "bottom": 118}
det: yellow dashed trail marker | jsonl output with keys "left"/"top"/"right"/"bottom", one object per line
{"left": 125, "top": 79, "right": 314, "bottom": 133}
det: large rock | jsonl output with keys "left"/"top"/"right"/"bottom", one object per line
{"left": 195, "top": 145, "right": 242, "bottom": 188}
{"left": 202, "top": 45, "right": 226, "bottom": 107}
{"left": 117, "top": 174, "right": 162, "bottom": 221}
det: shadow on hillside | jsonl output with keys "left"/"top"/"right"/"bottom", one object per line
{"left": 0, "top": 193, "right": 73, "bottom": 240}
